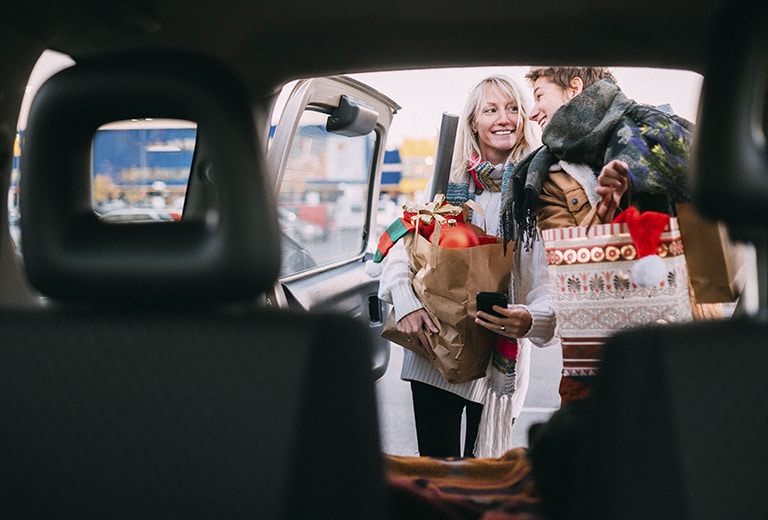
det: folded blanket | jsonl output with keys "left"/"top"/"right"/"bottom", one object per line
{"left": 385, "top": 448, "right": 544, "bottom": 519}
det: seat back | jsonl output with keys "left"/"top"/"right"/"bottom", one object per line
{"left": 573, "top": 320, "right": 768, "bottom": 520}
{"left": 0, "top": 309, "right": 386, "bottom": 518}
{"left": 2, "top": 53, "right": 387, "bottom": 519}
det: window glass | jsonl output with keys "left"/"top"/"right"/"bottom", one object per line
{"left": 8, "top": 134, "right": 21, "bottom": 248}
{"left": 277, "top": 109, "right": 375, "bottom": 276}
{"left": 8, "top": 118, "right": 196, "bottom": 244}
{"left": 93, "top": 119, "right": 196, "bottom": 222}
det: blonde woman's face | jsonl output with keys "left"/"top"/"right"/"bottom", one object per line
{"left": 473, "top": 85, "right": 521, "bottom": 164}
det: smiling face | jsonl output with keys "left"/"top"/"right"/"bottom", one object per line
{"left": 529, "top": 76, "right": 575, "bottom": 130}
{"left": 472, "top": 84, "right": 522, "bottom": 165}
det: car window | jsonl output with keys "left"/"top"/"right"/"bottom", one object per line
{"left": 8, "top": 118, "right": 193, "bottom": 252}
{"left": 93, "top": 119, "right": 195, "bottom": 222}
{"left": 8, "top": 133, "right": 21, "bottom": 247}
{"left": 276, "top": 108, "right": 376, "bottom": 276}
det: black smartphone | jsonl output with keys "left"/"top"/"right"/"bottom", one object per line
{"left": 476, "top": 291, "right": 508, "bottom": 318}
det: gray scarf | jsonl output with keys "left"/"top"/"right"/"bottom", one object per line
{"left": 502, "top": 79, "right": 693, "bottom": 250}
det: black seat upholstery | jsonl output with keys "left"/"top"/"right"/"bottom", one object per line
{"left": 2, "top": 54, "right": 387, "bottom": 519}
{"left": 569, "top": 319, "right": 768, "bottom": 520}
{"left": 0, "top": 309, "right": 386, "bottom": 518}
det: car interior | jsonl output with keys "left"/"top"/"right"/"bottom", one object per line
{"left": 1, "top": 0, "right": 766, "bottom": 518}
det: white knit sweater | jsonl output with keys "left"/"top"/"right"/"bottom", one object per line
{"left": 377, "top": 189, "right": 557, "bottom": 409}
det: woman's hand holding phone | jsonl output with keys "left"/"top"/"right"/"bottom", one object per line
{"left": 476, "top": 291, "right": 532, "bottom": 338}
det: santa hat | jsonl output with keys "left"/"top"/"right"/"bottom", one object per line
{"left": 612, "top": 207, "right": 670, "bottom": 287}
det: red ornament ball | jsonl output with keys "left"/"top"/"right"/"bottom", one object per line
{"left": 435, "top": 222, "right": 480, "bottom": 248}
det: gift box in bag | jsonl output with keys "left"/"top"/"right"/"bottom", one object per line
{"left": 541, "top": 214, "right": 692, "bottom": 377}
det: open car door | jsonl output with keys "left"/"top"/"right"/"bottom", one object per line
{"left": 267, "top": 76, "right": 400, "bottom": 380}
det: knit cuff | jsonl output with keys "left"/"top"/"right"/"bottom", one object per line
{"left": 522, "top": 305, "right": 556, "bottom": 346}
{"left": 390, "top": 282, "right": 424, "bottom": 323}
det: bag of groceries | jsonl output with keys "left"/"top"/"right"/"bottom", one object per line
{"left": 375, "top": 195, "right": 515, "bottom": 384}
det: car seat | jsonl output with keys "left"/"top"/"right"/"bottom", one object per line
{"left": 0, "top": 54, "right": 387, "bottom": 519}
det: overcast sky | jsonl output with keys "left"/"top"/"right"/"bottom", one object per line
{"left": 350, "top": 66, "right": 703, "bottom": 149}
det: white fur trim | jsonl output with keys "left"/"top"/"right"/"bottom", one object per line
{"left": 559, "top": 161, "right": 600, "bottom": 208}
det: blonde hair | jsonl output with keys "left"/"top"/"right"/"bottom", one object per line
{"left": 449, "top": 75, "right": 540, "bottom": 182}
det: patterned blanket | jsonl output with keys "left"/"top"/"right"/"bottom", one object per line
{"left": 385, "top": 448, "right": 544, "bottom": 519}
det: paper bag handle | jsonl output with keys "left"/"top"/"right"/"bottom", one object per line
{"left": 464, "top": 199, "right": 487, "bottom": 233}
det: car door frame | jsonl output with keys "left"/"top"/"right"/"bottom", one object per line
{"left": 267, "top": 75, "right": 401, "bottom": 380}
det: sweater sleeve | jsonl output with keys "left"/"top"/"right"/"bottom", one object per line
{"left": 376, "top": 240, "right": 424, "bottom": 322}
{"left": 517, "top": 238, "right": 558, "bottom": 347}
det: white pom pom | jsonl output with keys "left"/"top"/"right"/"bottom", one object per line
{"left": 365, "top": 260, "right": 383, "bottom": 278}
{"left": 631, "top": 255, "right": 667, "bottom": 287}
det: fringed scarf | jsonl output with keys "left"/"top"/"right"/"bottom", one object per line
{"left": 501, "top": 78, "right": 693, "bottom": 251}
{"left": 474, "top": 336, "right": 521, "bottom": 458}
{"left": 445, "top": 164, "right": 527, "bottom": 458}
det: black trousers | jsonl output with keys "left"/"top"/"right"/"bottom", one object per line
{"left": 410, "top": 380, "right": 483, "bottom": 458}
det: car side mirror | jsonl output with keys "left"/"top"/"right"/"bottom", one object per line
{"left": 326, "top": 95, "right": 378, "bottom": 137}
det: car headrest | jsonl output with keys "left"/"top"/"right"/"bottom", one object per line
{"left": 692, "top": 0, "right": 768, "bottom": 242}
{"left": 20, "top": 54, "right": 280, "bottom": 307}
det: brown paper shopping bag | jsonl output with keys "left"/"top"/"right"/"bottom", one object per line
{"left": 382, "top": 221, "right": 515, "bottom": 384}
{"left": 676, "top": 202, "right": 745, "bottom": 303}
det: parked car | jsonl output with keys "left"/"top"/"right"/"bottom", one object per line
{"left": 1, "top": 0, "right": 766, "bottom": 518}
{"left": 99, "top": 208, "right": 181, "bottom": 223}
{"left": 278, "top": 207, "right": 324, "bottom": 244}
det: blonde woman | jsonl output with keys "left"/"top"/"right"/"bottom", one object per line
{"left": 378, "top": 75, "right": 556, "bottom": 458}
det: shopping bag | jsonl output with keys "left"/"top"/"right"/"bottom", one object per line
{"left": 540, "top": 213, "right": 692, "bottom": 378}
{"left": 676, "top": 202, "right": 746, "bottom": 303}
{"left": 382, "top": 220, "right": 515, "bottom": 384}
